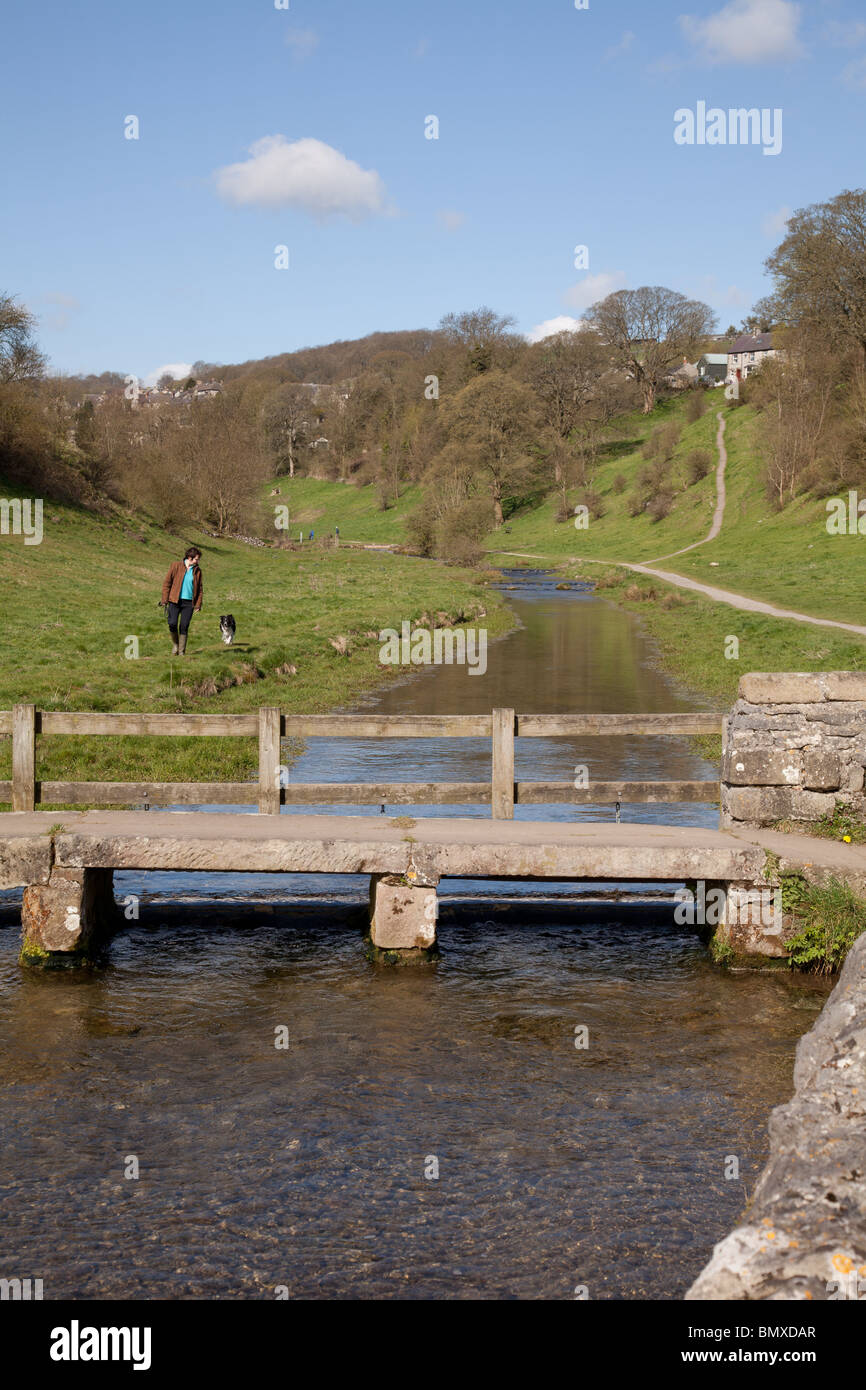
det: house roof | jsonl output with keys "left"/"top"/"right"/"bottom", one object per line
{"left": 729, "top": 333, "right": 774, "bottom": 354}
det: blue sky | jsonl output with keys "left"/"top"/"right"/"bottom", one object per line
{"left": 3, "top": 0, "right": 864, "bottom": 381}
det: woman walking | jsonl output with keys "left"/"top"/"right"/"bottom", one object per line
{"left": 160, "top": 547, "right": 203, "bottom": 655}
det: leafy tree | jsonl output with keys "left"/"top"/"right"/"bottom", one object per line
{"left": 764, "top": 188, "right": 866, "bottom": 361}
{"left": 440, "top": 371, "right": 542, "bottom": 525}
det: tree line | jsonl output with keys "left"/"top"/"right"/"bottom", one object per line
{"left": 2, "top": 184, "right": 864, "bottom": 549}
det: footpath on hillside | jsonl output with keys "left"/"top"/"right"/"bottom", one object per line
{"left": 493, "top": 411, "right": 866, "bottom": 640}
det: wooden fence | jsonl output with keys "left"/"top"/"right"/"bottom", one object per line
{"left": 3, "top": 705, "right": 724, "bottom": 818}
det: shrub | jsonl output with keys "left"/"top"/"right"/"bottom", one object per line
{"left": 647, "top": 489, "right": 675, "bottom": 522}
{"left": 685, "top": 390, "right": 708, "bottom": 422}
{"left": 642, "top": 422, "right": 681, "bottom": 463}
{"left": 577, "top": 487, "right": 606, "bottom": 520}
{"left": 685, "top": 448, "right": 713, "bottom": 485}
{"left": 406, "top": 509, "right": 436, "bottom": 555}
{"left": 626, "top": 491, "right": 646, "bottom": 518}
{"left": 638, "top": 459, "right": 670, "bottom": 492}
{"left": 612, "top": 473, "right": 627, "bottom": 494}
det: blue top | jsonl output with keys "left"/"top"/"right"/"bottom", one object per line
{"left": 180, "top": 566, "right": 195, "bottom": 600}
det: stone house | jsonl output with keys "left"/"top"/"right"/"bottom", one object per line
{"left": 727, "top": 332, "right": 778, "bottom": 383}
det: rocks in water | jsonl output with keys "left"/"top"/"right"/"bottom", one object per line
{"left": 686, "top": 933, "right": 866, "bottom": 1300}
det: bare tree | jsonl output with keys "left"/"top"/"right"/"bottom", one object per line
{"left": 0, "top": 294, "right": 46, "bottom": 383}
{"left": 438, "top": 306, "right": 519, "bottom": 375}
{"left": 526, "top": 329, "right": 609, "bottom": 474}
{"left": 262, "top": 383, "right": 310, "bottom": 477}
{"left": 584, "top": 287, "right": 716, "bottom": 413}
{"left": 748, "top": 335, "right": 836, "bottom": 505}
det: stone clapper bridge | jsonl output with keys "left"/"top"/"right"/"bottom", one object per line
{"left": 3, "top": 672, "right": 866, "bottom": 966}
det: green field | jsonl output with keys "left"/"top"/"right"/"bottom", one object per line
{"left": 261, "top": 474, "right": 419, "bottom": 545}
{"left": 0, "top": 495, "right": 512, "bottom": 795}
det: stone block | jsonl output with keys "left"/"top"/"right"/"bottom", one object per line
{"left": 721, "top": 882, "right": 788, "bottom": 957}
{"left": 722, "top": 747, "right": 800, "bottom": 787}
{"left": 369, "top": 874, "right": 437, "bottom": 951}
{"left": 725, "top": 786, "right": 837, "bottom": 824}
{"left": 738, "top": 673, "right": 826, "bottom": 704}
{"left": 801, "top": 750, "right": 842, "bottom": 792}
{"left": 21, "top": 867, "right": 117, "bottom": 958}
{"left": 823, "top": 673, "right": 866, "bottom": 702}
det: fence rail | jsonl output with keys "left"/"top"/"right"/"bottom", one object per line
{"left": 5, "top": 704, "right": 724, "bottom": 817}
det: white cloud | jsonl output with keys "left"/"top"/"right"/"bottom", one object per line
{"left": 527, "top": 316, "right": 585, "bottom": 343}
{"left": 414, "top": 37, "right": 431, "bottom": 58}
{"left": 605, "top": 30, "right": 636, "bottom": 62}
{"left": 214, "top": 135, "right": 389, "bottom": 221}
{"left": 436, "top": 209, "right": 465, "bottom": 232}
{"left": 762, "top": 204, "right": 791, "bottom": 238}
{"left": 680, "top": 0, "right": 804, "bottom": 64}
{"left": 284, "top": 28, "right": 318, "bottom": 60}
{"left": 563, "top": 271, "right": 627, "bottom": 313}
{"left": 144, "top": 362, "right": 192, "bottom": 388}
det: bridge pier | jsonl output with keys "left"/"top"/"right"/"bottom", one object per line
{"left": 710, "top": 876, "right": 793, "bottom": 962}
{"left": 20, "top": 867, "right": 118, "bottom": 966}
{"left": 368, "top": 873, "right": 438, "bottom": 960}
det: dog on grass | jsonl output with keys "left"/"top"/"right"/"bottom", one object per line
{"left": 219, "top": 614, "right": 236, "bottom": 646}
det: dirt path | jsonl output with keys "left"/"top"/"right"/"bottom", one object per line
{"left": 644, "top": 411, "right": 727, "bottom": 562}
{"left": 490, "top": 409, "right": 866, "bottom": 638}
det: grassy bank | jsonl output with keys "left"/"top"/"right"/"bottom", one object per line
{"left": 551, "top": 563, "right": 866, "bottom": 705}
{"left": 260, "top": 474, "right": 418, "bottom": 545}
{"left": 0, "top": 495, "right": 514, "bottom": 797}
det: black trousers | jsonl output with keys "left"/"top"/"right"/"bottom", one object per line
{"left": 166, "top": 600, "right": 194, "bottom": 637}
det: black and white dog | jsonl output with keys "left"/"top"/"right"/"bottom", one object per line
{"left": 219, "top": 614, "right": 236, "bottom": 646}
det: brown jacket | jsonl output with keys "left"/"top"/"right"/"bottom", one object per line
{"left": 161, "top": 560, "right": 203, "bottom": 610}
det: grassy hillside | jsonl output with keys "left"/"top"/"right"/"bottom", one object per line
{"left": 486, "top": 395, "right": 866, "bottom": 630}
{"left": 261, "top": 475, "right": 418, "bottom": 545}
{"left": 0, "top": 494, "right": 512, "bottom": 796}
{"left": 488, "top": 397, "right": 721, "bottom": 563}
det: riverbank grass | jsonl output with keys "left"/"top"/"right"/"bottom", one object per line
{"left": 785, "top": 877, "right": 866, "bottom": 974}
{"left": 0, "top": 495, "right": 514, "bottom": 797}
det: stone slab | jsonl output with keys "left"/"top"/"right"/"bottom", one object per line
{"left": 687, "top": 934, "right": 866, "bottom": 1300}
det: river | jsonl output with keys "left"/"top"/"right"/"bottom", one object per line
{"left": 0, "top": 570, "right": 829, "bottom": 1299}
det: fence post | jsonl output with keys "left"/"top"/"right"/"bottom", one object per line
{"left": 491, "top": 707, "right": 515, "bottom": 819}
{"left": 12, "top": 703, "right": 36, "bottom": 812}
{"left": 258, "top": 706, "right": 281, "bottom": 814}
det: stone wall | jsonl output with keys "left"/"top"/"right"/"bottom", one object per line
{"left": 686, "top": 932, "right": 866, "bottom": 1300}
{"left": 722, "top": 672, "right": 866, "bottom": 829}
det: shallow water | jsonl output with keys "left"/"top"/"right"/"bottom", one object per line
{"left": 0, "top": 571, "right": 828, "bottom": 1299}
